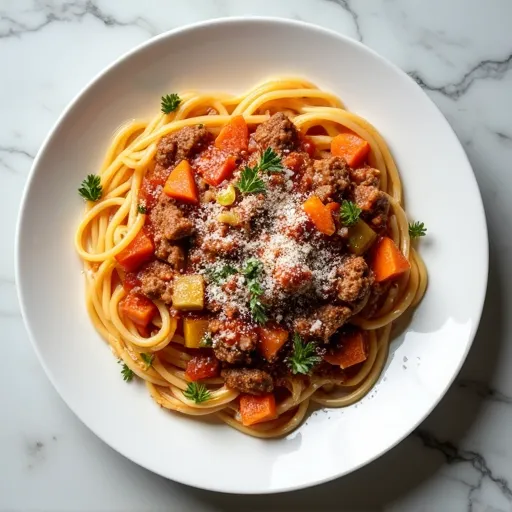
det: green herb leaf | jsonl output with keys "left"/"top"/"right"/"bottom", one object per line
{"left": 137, "top": 204, "right": 147, "bottom": 214}
{"left": 199, "top": 333, "right": 213, "bottom": 348}
{"left": 339, "top": 200, "right": 362, "bottom": 227}
{"left": 249, "top": 294, "right": 268, "bottom": 325}
{"left": 235, "top": 166, "right": 266, "bottom": 194}
{"left": 206, "top": 264, "right": 238, "bottom": 284}
{"left": 140, "top": 353, "right": 154, "bottom": 369}
{"left": 78, "top": 174, "right": 102, "bottom": 202}
{"left": 119, "top": 361, "right": 134, "bottom": 382}
{"left": 161, "top": 93, "right": 181, "bottom": 114}
{"left": 235, "top": 149, "right": 283, "bottom": 194}
{"left": 257, "top": 148, "right": 283, "bottom": 173}
{"left": 183, "top": 382, "right": 211, "bottom": 403}
{"left": 409, "top": 221, "right": 427, "bottom": 239}
{"left": 242, "top": 258, "right": 263, "bottom": 280}
{"left": 241, "top": 258, "right": 267, "bottom": 324}
{"left": 288, "top": 333, "right": 322, "bottom": 375}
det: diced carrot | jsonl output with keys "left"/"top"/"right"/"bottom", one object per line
{"left": 303, "top": 196, "right": 336, "bottom": 235}
{"left": 239, "top": 394, "right": 277, "bottom": 426}
{"left": 326, "top": 202, "right": 340, "bottom": 213}
{"left": 115, "top": 230, "right": 154, "bottom": 272}
{"left": 215, "top": 115, "right": 249, "bottom": 153}
{"left": 163, "top": 160, "right": 198, "bottom": 204}
{"left": 257, "top": 325, "right": 289, "bottom": 361}
{"left": 119, "top": 292, "right": 157, "bottom": 328}
{"left": 195, "top": 147, "right": 237, "bottom": 187}
{"left": 331, "top": 133, "right": 370, "bottom": 168}
{"left": 139, "top": 162, "right": 170, "bottom": 209}
{"left": 324, "top": 330, "right": 368, "bottom": 369}
{"left": 122, "top": 272, "right": 141, "bottom": 292}
{"left": 372, "top": 236, "right": 411, "bottom": 282}
{"left": 185, "top": 354, "right": 220, "bottom": 381}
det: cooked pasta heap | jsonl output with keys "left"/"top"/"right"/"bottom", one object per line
{"left": 75, "top": 78, "right": 427, "bottom": 437}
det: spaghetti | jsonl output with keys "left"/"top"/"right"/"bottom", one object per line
{"left": 75, "top": 78, "right": 427, "bottom": 438}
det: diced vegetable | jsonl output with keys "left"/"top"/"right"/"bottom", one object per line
{"left": 139, "top": 163, "right": 170, "bottom": 209}
{"left": 119, "top": 292, "right": 157, "bottom": 328}
{"left": 216, "top": 184, "right": 237, "bottom": 206}
{"left": 239, "top": 394, "right": 277, "bottom": 426}
{"left": 257, "top": 325, "right": 289, "bottom": 361}
{"left": 172, "top": 274, "right": 205, "bottom": 310}
{"left": 115, "top": 230, "right": 154, "bottom": 272}
{"left": 324, "top": 331, "right": 368, "bottom": 369}
{"left": 122, "top": 272, "right": 141, "bottom": 292}
{"left": 326, "top": 202, "right": 340, "bottom": 213}
{"left": 163, "top": 160, "right": 198, "bottom": 204}
{"left": 183, "top": 318, "right": 210, "bottom": 348}
{"left": 331, "top": 133, "right": 370, "bottom": 168}
{"left": 372, "top": 236, "right": 411, "bottom": 282}
{"left": 195, "top": 148, "right": 237, "bottom": 187}
{"left": 185, "top": 354, "right": 220, "bottom": 381}
{"left": 217, "top": 210, "right": 241, "bottom": 226}
{"left": 206, "top": 155, "right": 236, "bottom": 187}
{"left": 303, "top": 196, "right": 336, "bottom": 235}
{"left": 215, "top": 115, "right": 249, "bottom": 153}
{"left": 347, "top": 219, "right": 377, "bottom": 255}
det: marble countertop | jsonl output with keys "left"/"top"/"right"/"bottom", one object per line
{"left": 2, "top": 0, "right": 512, "bottom": 510}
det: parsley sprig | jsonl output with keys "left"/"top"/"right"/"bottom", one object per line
{"left": 161, "top": 93, "right": 181, "bottom": 114}
{"left": 137, "top": 204, "right": 147, "bottom": 214}
{"left": 236, "top": 166, "right": 266, "bottom": 194}
{"left": 119, "top": 361, "right": 134, "bottom": 382}
{"left": 242, "top": 258, "right": 263, "bottom": 280}
{"left": 141, "top": 353, "right": 154, "bottom": 369}
{"left": 339, "top": 200, "right": 361, "bottom": 227}
{"left": 205, "top": 259, "right": 268, "bottom": 324}
{"left": 242, "top": 258, "right": 268, "bottom": 325}
{"left": 183, "top": 382, "right": 211, "bottom": 403}
{"left": 288, "top": 333, "right": 321, "bottom": 375}
{"left": 257, "top": 148, "right": 284, "bottom": 173}
{"left": 409, "top": 221, "right": 427, "bottom": 239}
{"left": 78, "top": 174, "right": 102, "bottom": 202}
{"left": 236, "top": 148, "right": 283, "bottom": 194}
{"left": 206, "top": 264, "right": 238, "bottom": 285}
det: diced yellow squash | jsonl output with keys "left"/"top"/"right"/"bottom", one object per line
{"left": 347, "top": 219, "right": 377, "bottom": 255}
{"left": 217, "top": 210, "right": 241, "bottom": 226}
{"left": 216, "top": 184, "right": 236, "bottom": 206}
{"left": 172, "top": 275, "right": 205, "bottom": 310}
{"left": 183, "top": 318, "right": 210, "bottom": 348}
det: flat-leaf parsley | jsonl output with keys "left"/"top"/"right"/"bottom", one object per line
{"left": 161, "top": 93, "right": 181, "bottom": 114}
{"left": 409, "top": 221, "right": 427, "bottom": 239}
{"left": 119, "top": 361, "right": 134, "bottom": 382}
{"left": 78, "top": 174, "right": 102, "bottom": 202}
{"left": 235, "top": 149, "right": 283, "bottom": 194}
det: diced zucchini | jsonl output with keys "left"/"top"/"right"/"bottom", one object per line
{"left": 183, "top": 318, "right": 210, "bottom": 348}
{"left": 216, "top": 184, "right": 236, "bottom": 206}
{"left": 347, "top": 219, "right": 377, "bottom": 255}
{"left": 172, "top": 275, "right": 205, "bottom": 310}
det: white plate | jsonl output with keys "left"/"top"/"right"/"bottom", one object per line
{"left": 15, "top": 18, "right": 488, "bottom": 493}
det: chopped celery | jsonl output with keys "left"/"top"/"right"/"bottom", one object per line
{"left": 347, "top": 219, "right": 377, "bottom": 255}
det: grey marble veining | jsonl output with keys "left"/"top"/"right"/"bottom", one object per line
{"left": 2, "top": 0, "right": 512, "bottom": 510}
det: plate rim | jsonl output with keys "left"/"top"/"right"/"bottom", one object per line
{"left": 15, "top": 16, "right": 489, "bottom": 494}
